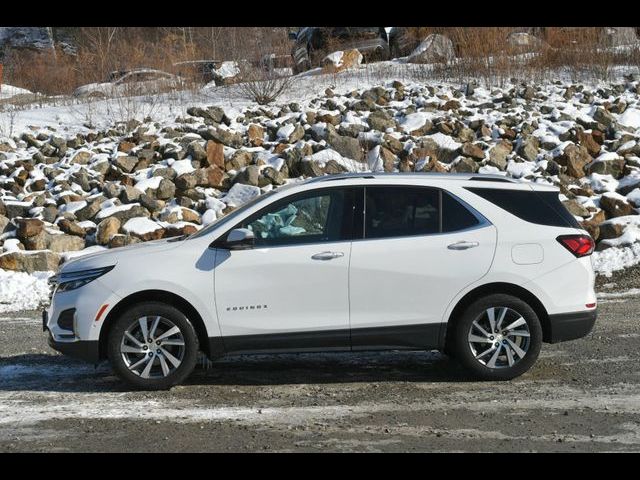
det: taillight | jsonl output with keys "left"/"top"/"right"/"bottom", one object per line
{"left": 556, "top": 234, "right": 595, "bottom": 258}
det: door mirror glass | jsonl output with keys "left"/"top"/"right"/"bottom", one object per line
{"left": 213, "top": 228, "right": 255, "bottom": 250}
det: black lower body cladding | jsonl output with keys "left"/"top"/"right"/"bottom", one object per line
{"left": 547, "top": 309, "right": 597, "bottom": 343}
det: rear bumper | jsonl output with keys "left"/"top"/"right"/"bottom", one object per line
{"left": 547, "top": 309, "right": 597, "bottom": 343}
{"left": 47, "top": 332, "right": 100, "bottom": 364}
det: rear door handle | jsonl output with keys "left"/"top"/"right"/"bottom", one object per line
{"left": 447, "top": 241, "right": 479, "bottom": 250}
{"left": 312, "top": 251, "right": 344, "bottom": 260}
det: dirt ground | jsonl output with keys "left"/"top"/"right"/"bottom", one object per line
{"left": 0, "top": 270, "right": 639, "bottom": 452}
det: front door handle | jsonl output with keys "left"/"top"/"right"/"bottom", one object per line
{"left": 312, "top": 251, "right": 344, "bottom": 260}
{"left": 447, "top": 241, "right": 479, "bottom": 250}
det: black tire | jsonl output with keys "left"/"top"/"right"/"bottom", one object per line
{"left": 451, "top": 294, "right": 543, "bottom": 381}
{"left": 107, "top": 301, "right": 199, "bottom": 390}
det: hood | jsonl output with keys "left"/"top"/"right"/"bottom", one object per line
{"left": 61, "top": 237, "right": 183, "bottom": 273}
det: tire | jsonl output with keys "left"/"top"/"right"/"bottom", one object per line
{"left": 451, "top": 294, "right": 542, "bottom": 381}
{"left": 107, "top": 301, "right": 199, "bottom": 390}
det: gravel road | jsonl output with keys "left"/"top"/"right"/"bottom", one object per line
{"left": 1, "top": 271, "right": 639, "bottom": 452}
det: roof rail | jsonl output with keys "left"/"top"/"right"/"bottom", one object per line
{"left": 303, "top": 172, "right": 518, "bottom": 184}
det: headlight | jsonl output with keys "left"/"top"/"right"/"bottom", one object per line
{"left": 54, "top": 266, "right": 115, "bottom": 293}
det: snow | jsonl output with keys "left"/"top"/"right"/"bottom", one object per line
{"left": 427, "top": 132, "right": 463, "bottom": 151}
{"left": 122, "top": 217, "right": 162, "bottom": 235}
{"left": 400, "top": 112, "right": 433, "bottom": 133}
{"left": 277, "top": 124, "right": 295, "bottom": 140}
{"left": 61, "top": 245, "right": 108, "bottom": 262}
{"left": 0, "top": 84, "right": 32, "bottom": 100}
{"left": 618, "top": 108, "right": 640, "bottom": 129}
{"left": 167, "top": 159, "right": 195, "bottom": 176}
{"left": 95, "top": 202, "right": 138, "bottom": 220}
{"left": 214, "top": 61, "right": 240, "bottom": 79}
{"left": 0, "top": 269, "right": 52, "bottom": 313}
{"left": 592, "top": 243, "right": 640, "bottom": 277}
{"left": 134, "top": 175, "right": 163, "bottom": 192}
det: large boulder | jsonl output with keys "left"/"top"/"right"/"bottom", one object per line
{"left": 407, "top": 34, "right": 455, "bottom": 64}
{"left": 0, "top": 250, "right": 61, "bottom": 273}
{"left": 96, "top": 217, "right": 121, "bottom": 245}
{"left": 556, "top": 144, "right": 592, "bottom": 178}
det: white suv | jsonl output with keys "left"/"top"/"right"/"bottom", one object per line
{"left": 44, "top": 173, "right": 597, "bottom": 390}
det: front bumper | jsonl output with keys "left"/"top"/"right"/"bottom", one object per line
{"left": 547, "top": 309, "right": 597, "bottom": 343}
{"left": 47, "top": 332, "right": 100, "bottom": 363}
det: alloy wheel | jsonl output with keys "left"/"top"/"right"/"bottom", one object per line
{"left": 120, "top": 316, "right": 186, "bottom": 378}
{"left": 467, "top": 306, "right": 531, "bottom": 369}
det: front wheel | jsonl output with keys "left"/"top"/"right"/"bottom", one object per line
{"left": 107, "top": 302, "right": 199, "bottom": 390}
{"left": 451, "top": 294, "right": 543, "bottom": 381}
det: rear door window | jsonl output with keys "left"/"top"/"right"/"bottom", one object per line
{"left": 364, "top": 186, "right": 440, "bottom": 239}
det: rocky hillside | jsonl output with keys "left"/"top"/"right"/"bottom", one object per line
{"left": 1, "top": 76, "right": 640, "bottom": 273}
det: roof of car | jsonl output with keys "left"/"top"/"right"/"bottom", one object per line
{"left": 301, "top": 172, "right": 559, "bottom": 191}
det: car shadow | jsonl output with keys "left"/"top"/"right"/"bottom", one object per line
{"left": 0, "top": 351, "right": 477, "bottom": 393}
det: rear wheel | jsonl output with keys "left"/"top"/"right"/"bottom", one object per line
{"left": 107, "top": 302, "right": 199, "bottom": 390}
{"left": 451, "top": 294, "right": 542, "bottom": 380}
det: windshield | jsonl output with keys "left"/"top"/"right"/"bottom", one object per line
{"left": 187, "top": 189, "right": 279, "bottom": 240}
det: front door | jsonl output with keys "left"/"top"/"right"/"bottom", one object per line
{"left": 213, "top": 187, "right": 356, "bottom": 353}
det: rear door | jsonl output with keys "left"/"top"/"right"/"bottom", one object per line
{"left": 348, "top": 185, "right": 497, "bottom": 350}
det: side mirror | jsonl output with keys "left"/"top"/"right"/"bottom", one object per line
{"left": 212, "top": 228, "right": 255, "bottom": 250}
{"left": 288, "top": 31, "right": 298, "bottom": 40}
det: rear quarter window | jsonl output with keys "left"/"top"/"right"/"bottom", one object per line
{"left": 464, "top": 187, "right": 581, "bottom": 229}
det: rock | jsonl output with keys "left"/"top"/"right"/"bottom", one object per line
{"left": 74, "top": 197, "right": 106, "bottom": 222}
{"left": 577, "top": 130, "right": 601, "bottom": 157}
{"left": 588, "top": 156, "right": 626, "bottom": 178}
{"left": 46, "top": 233, "right": 85, "bottom": 253}
{"left": 557, "top": 144, "right": 592, "bottom": 178}
{"left": 187, "top": 141, "right": 207, "bottom": 163}
{"left": 226, "top": 150, "right": 253, "bottom": 171}
{"left": 108, "top": 234, "right": 142, "bottom": 248}
{"left": 441, "top": 99, "right": 462, "bottom": 111}
{"left": 517, "top": 136, "right": 540, "bottom": 162}
{"left": 327, "top": 129, "right": 364, "bottom": 162}
{"left": 114, "top": 155, "right": 139, "bottom": 173}
{"left": 57, "top": 219, "right": 86, "bottom": 238}
{"left": 368, "top": 110, "right": 397, "bottom": 131}
{"left": 562, "top": 199, "right": 590, "bottom": 217}
{"left": 452, "top": 157, "right": 478, "bottom": 173}
{"left": 156, "top": 178, "right": 176, "bottom": 200}
{"left": 247, "top": 124, "right": 265, "bottom": 147}
{"left": 122, "top": 218, "right": 165, "bottom": 242}
{"left": 233, "top": 165, "right": 260, "bottom": 187}
{"left": 203, "top": 126, "right": 243, "bottom": 148}
{"left": 2, "top": 201, "right": 31, "bottom": 219}
{"left": 461, "top": 143, "right": 485, "bottom": 161}
{"left": 196, "top": 166, "right": 225, "bottom": 188}
{"left": 300, "top": 160, "right": 325, "bottom": 177}
{"left": 139, "top": 194, "right": 165, "bottom": 213}
{"left": 598, "top": 222, "right": 625, "bottom": 240}
{"left": 97, "top": 204, "right": 150, "bottom": 223}
{"left": 321, "top": 49, "right": 363, "bottom": 74}
{"left": 507, "top": 31, "right": 545, "bottom": 51}
{"left": 187, "top": 106, "right": 228, "bottom": 124}
{"left": 70, "top": 150, "right": 92, "bottom": 165}
{"left": 262, "top": 167, "right": 287, "bottom": 186}
{"left": 0, "top": 215, "right": 9, "bottom": 234}
{"left": 119, "top": 185, "right": 141, "bottom": 203}
{"left": 118, "top": 141, "right": 136, "bottom": 153}
{"left": 96, "top": 217, "right": 121, "bottom": 245}
{"left": 600, "top": 195, "right": 637, "bottom": 218}
{"left": 175, "top": 172, "right": 198, "bottom": 190}
{"left": 488, "top": 141, "right": 512, "bottom": 169}
{"left": 16, "top": 218, "right": 44, "bottom": 239}
{"left": 593, "top": 107, "right": 616, "bottom": 128}
{"left": 407, "top": 34, "right": 455, "bottom": 64}
{"left": 205, "top": 140, "right": 225, "bottom": 168}
{"left": 0, "top": 250, "right": 60, "bottom": 273}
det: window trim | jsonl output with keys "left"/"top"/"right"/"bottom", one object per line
{"left": 359, "top": 185, "right": 491, "bottom": 242}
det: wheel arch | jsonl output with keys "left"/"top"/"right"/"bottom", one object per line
{"left": 442, "top": 282, "right": 551, "bottom": 352}
{"left": 98, "top": 290, "right": 211, "bottom": 360}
